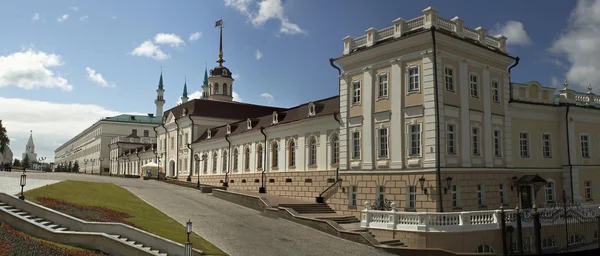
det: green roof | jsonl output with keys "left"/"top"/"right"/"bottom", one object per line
{"left": 104, "top": 114, "right": 162, "bottom": 124}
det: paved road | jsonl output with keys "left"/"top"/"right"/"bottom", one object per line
{"left": 0, "top": 173, "right": 61, "bottom": 194}
{"left": 0, "top": 172, "right": 392, "bottom": 256}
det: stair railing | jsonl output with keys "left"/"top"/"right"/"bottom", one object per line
{"left": 316, "top": 167, "right": 341, "bottom": 203}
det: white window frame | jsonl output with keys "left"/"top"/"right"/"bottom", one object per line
{"left": 477, "top": 184, "right": 485, "bottom": 206}
{"left": 492, "top": 80, "right": 500, "bottom": 103}
{"left": 581, "top": 134, "right": 590, "bottom": 158}
{"left": 446, "top": 123, "right": 457, "bottom": 155}
{"left": 407, "top": 185, "right": 417, "bottom": 209}
{"left": 451, "top": 185, "right": 460, "bottom": 208}
{"left": 469, "top": 73, "right": 479, "bottom": 98}
{"left": 351, "top": 130, "right": 361, "bottom": 160}
{"left": 377, "top": 126, "right": 389, "bottom": 159}
{"left": 545, "top": 181, "right": 555, "bottom": 203}
{"left": 585, "top": 181, "right": 593, "bottom": 200}
{"left": 352, "top": 80, "right": 361, "bottom": 104}
{"left": 308, "top": 137, "right": 317, "bottom": 166}
{"left": 444, "top": 67, "right": 455, "bottom": 92}
{"left": 407, "top": 65, "right": 420, "bottom": 93}
{"left": 331, "top": 134, "right": 339, "bottom": 165}
{"left": 499, "top": 184, "right": 506, "bottom": 205}
{"left": 471, "top": 126, "right": 481, "bottom": 157}
{"left": 493, "top": 129, "right": 502, "bottom": 157}
{"left": 407, "top": 122, "right": 422, "bottom": 157}
{"left": 542, "top": 133, "right": 552, "bottom": 158}
{"left": 519, "top": 132, "right": 530, "bottom": 158}
{"left": 377, "top": 72, "right": 388, "bottom": 99}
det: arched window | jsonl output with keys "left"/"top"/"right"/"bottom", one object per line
{"left": 202, "top": 154, "right": 208, "bottom": 173}
{"left": 476, "top": 244, "right": 494, "bottom": 253}
{"left": 222, "top": 150, "right": 228, "bottom": 172}
{"left": 272, "top": 142, "right": 279, "bottom": 168}
{"left": 569, "top": 234, "right": 584, "bottom": 245}
{"left": 212, "top": 152, "right": 218, "bottom": 173}
{"left": 288, "top": 140, "right": 296, "bottom": 167}
{"left": 233, "top": 148, "right": 239, "bottom": 171}
{"left": 244, "top": 147, "right": 250, "bottom": 170}
{"left": 309, "top": 137, "right": 317, "bottom": 166}
{"left": 214, "top": 83, "right": 219, "bottom": 94}
{"left": 331, "top": 134, "right": 339, "bottom": 165}
{"left": 257, "top": 144, "right": 264, "bottom": 169}
{"left": 223, "top": 83, "right": 228, "bottom": 95}
{"left": 542, "top": 237, "right": 556, "bottom": 249}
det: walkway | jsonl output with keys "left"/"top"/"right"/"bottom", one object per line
{"left": 0, "top": 172, "right": 392, "bottom": 256}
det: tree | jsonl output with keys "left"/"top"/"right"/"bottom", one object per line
{"left": 68, "top": 161, "right": 72, "bottom": 172}
{"left": 0, "top": 120, "right": 9, "bottom": 154}
{"left": 13, "top": 159, "right": 20, "bottom": 166}
{"left": 22, "top": 154, "right": 30, "bottom": 170}
{"left": 72, "top": 161, "right": 80, "bottom": 173}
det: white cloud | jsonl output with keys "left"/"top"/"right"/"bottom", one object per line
{"left": 491, "top": 21, "right": 531, "bottom": 46}
{"left": 80, "top": 15, "right": 89, "bottom": 21}
{"left": 32, "top": 13, "right": 39, "bottom": 22}
{"left": 189, "top": 32, "right": 202, "bottom": 41}
{"left": 154, "top": 33, "right": 185, "bottom": 48}
{"left": 0, "top": 49, "right": 73, "bottom": 91}
{"left": 70, "top": 7, "right": 79, "bottom": 12}
{"left": 85, "top": 67, "right": 114, "bottom": 87}
{"left": 57, "top": 14, "right": 69, "bottom": 22}
{"left": 0, "top": 97, "right": 140, "bottom": 160}
{"left": 112, "top": 16, "right": 118, "bottom": 20}
{"left": 224, "top": 0, "right": 306, "bottom": 36}
{"left": 550, "top": 0, "right": 600, "bottom": 92}
{"left": 260, "top": 92, "right": 274, "bottom": 105}
{"left": 255, "top": 49, "right": 263, "bottom": 60}
{"left": 129, "top": 40, "right": 169, "bottom": 60}
{"left": 232, "top": 91, "right": 243, "bottom": 102}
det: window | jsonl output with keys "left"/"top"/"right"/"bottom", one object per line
{"left": 308, "top": 102, "right": 316, "bottom": 116}
{"left": 378, "top": 73, "right": 388, "bottom": 98}
{"left": 585, "top": 181, "right": 593, "bottom": 200}
{"left": 472, "top": 127, "right": 480, "bottom": 156}
{"left": 352, "top": 131, "right": 361, "bottom": 160}
{"left": 477, "top": 184, "right": 485, "bottom": 206}
{"left": 184, "top": 158, "right": 188, "bottom": 172}
{"left": 223, "top": 83, "right": 228, "bottom": 95}
{"left": 494, "top": 130, "right": 502, "bottom": 157}
{"left": 244, "top": 147, "right": 250, "bottom": 170}
{"left": 444, "top": 67, "right": 454, "bottom": 91}
{"left": 170, "top": 136, "right": 174, "bottom": 149}
{"left": 272, "top": 142, "right": 279, "bottom": 168}
{"left": 184, "top": 133, "right": 188, "bottom": 145}
{"left": 409, "top": 124, "right": 421, "bottom": 156}
{"left": 309, "top": 138, "right": 317, "bottom": 166}
{"left": 288, "top": 141, "right": 296, "bottom": 167}
{"left": 542, "top": 134, "right": 552, "bottom": 158}
{"left": 214, "top": 83, "right": 219, "bottom": 94}
{"left": 212, "top": 152, "right": 218, "bottom": 173}
{"left": 520, "top": 133, "right": 530, "bottom": 158}
{"left": 222, "top": 69, "right": 228, "bottom": 76}
{"left": 451, "top": 185, "right": 459, "bottom": 208}
{"left": 545, "top": 181, "right": 555, "bottom": 203}
{"left": 203, "top": 154, "right": 208, "bottom": 173}
{"left": 476, "top": 244, "right": 494, "bottom": 253}
{"left": 376, "top": 186, "right": 385, "bottom": 201}
{"left": 446, "top": 124, "right": 456, "bottom": 155}
{"left": 499, "top": 184, "right": 506, "bottom": 205}
{"left": 257, "top": 145, "right": 264, "bottom": 169}
{"left": 349, "top": 186, "right": 357, "bottom": 207}
{"left": 233, "top": 149, "right": 239, "bottom": 171}
{"left": 408, "top": 186, "right": 417, "bottom": 208}
{"left": 352, "top": 81, "right": 361, "bottom": 104}
{"left": 492, "top": 81, "right": 500, "bottom": 103}
{"left": 542, "top": 237, "right": 556, "bottom": 249}
{"left": 408, "top": 66, "right": 420, "bottom": 92}
{"left": 331, "top": 135, "right": 339, "bottom": 165}
{"left": 568, "top": 234, "right": 584, "bottom": 245}
{"left": 581, "top": 134, "right": 590, "bottom": 158}
{"left": 470, "top": 74, "right": 479, "bottom": 98}
{"left": 143, "top": 130, "right": 149, "bottom": 137}
{"left": 132, "top": 129, "right": 137, "bottom": 136}
{"left": 378, "top": 128, "right": 389, "bottom": 158}
{"left": 222, "top": 151, "right": 228, "bottom": 172}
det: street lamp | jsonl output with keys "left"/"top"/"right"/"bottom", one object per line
{"left": 418, "top": 175, "right": 427, "bottom": 195}
{"left": 19, "top": 169, "right": 27, "bottom": 200}
{"left": 91, "top": 159, "right": 96, "bottom": 175}
{"left": 84, "top": 159, "right": 88, "bottom": 174}
{"left": 157, "top": 154, "right": 162, "bottom": 180}
{"left": 185, "top": 220, "right": 193, "bottom": 256}
{"left": 444, "top": 176, "right": 453, "bottom": 194}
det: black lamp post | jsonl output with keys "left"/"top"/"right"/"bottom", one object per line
{"left": 91, "top": 159, "right": 96, "bottom": 175}
{"left": 511, "top": 175, "right": 519, "bottom": 191}
{"left": 185, "top": 220, "right": 193, "bottom": 256}
{"left": 19, "top": 170, "right": 27, "bottom": 200}
{"left": 98, "top": 158, "right": 104, "bottom": 175}
{"left": 157, "top": 154, "right": 162, "bottom": 180}
{"left": 444, "top": 176, "right": 453, "bottom": 194}
{"left": 418, "top": 175, "right": 427, "bottom": 195}
{"left": 84, "top": 159, "right": 88, "bottom": 174}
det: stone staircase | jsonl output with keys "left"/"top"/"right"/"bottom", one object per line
{"left": 349, "top": 227, "right": 407, "bottom": 248}
{"left": 0, "top": 201, "right": 168, "bottom": 255}
{"left": 278, "top": 203, "right": 360, "bottom": 224}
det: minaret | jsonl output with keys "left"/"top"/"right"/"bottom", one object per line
{"left": 201, "top": 65, "right": 209, "bottom": 99}
{"left": 180, "top": 77, "right": 189, "bottom": 104}
{"left": 208, "top": 19, "right": 234, "bottom": 102}
{"left": 155, "top": 70, "right": 166, "bottom": 117}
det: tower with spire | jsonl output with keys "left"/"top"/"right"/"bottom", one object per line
{"left": 22, "top": 130, "right": 37, "bottom": 161}
{"left": 207, "top": 19, "right": 234, "bottom": 102}
{"left": 201, "top": 65, "right": 209, "bottom": 99}
{"left": 180, "top": 77, "right": 189, "bottom": 104}
{"left": 155, "top": 70, "right": 166, "bottom": 117}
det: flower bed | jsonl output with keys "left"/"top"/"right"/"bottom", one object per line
{"left": 36, "top": 197, "right": 138, "bottom": 228}
{"left": 0, "top": 222, "right": 108, "bottom": 256}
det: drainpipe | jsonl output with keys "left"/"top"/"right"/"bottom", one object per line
{"left": 259, "top": 127, "right": 267, "bottom": 193}
{"left": 565, "top": 105, "right": 574, "bottom": 200}
{"left": 174, "top": 118, "right": 180, "bottom": 178}
{"left": 153, "top": 125, "right": 159, "bottom": 179}
{"left": 187, "top": 114, "right": 195, "bottom": 182}
{"left": 161, "top": 122, "right": 168, "bottom": 180}
{"left": 224, "top": 134, "right": 231, "bottom": 187}
{"left": 507, "top": 57, "right": 521, "bottom": 103}
{"left": 431, "top": 27, "right": 444, "bottom": 212}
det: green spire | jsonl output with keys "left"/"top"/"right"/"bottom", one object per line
{"left": 203, "top": 64, "right": 208, "bottom": 86}
{"left": 183, "top": 77, "right": 188, "bottom": 98}
{"left": 158, "top": 68, "right": 164, "bottom": 90}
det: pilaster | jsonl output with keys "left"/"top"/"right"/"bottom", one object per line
{"left": 459, "top": 59, "right": 471, "bottom": 167}
{"left": 422, "top": 52, "right": 437, "bottom": 167}
{"left": 390, "top": 59, "right": 404, "bottom": 169}
{"left": 339, "top": 76, "right": 350, "bottom": 170}
{"left": 482, "top": 67, "right": 493, "bottom": 167}
{"left": 362, "top": 66, "right": 374, "bottom": 170}
{"left": 503, "top": 73, "right": 513, "bottom": 168}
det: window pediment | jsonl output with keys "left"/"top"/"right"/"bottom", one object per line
{"left": 207, "top": 129, "right": 212, "bottom": 139}
{"left": 272, "top": 111, "right": 279, "bottom": 124}
{"left": 226, "top": 124, "right": 231, "bottom": 134}
{"left": 247, "top": 118, "right": 253, "bottom": 130}
{"left": 308, "top": 102, "right": 316, "bottom": 117}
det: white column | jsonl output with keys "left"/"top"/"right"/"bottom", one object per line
{"left": 390, "top": 59, "right": 404, "bottom": 169}
{"left": 362, "top": 67, "right": 374, "bottom": 170}
{"left": 422, "top": 52, "right": 437, "bottom": 167}
{"left": 319, "top": 132, "right": 328, "bottom": 169}
{"left": 459, "top": 59, "right": 471, "bottom": 167}
{"left": 482, "top": 67, "right": 493, "bottom": 167}
{"left": 278, "top": 138, "right": 285, "bottom": 171}
{"left": 339, "top": 76, "right": 349, "bottom": 170}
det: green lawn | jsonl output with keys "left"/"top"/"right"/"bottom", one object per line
{"left": 23, "top": 180, "right": 226, "bottom": 255}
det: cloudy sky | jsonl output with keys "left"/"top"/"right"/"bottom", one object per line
{"left": 0, "top": 0, "right": 597, "bottom": 161}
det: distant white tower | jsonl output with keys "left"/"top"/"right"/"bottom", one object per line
{"left": 155, "top": 71, "right": 166, "bottom": 117}
{"left": 22, "top": 130, "right": 37, "bottom": 161}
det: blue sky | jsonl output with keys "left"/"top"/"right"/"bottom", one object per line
{"left": 1, "top": 0, "right": 598, "bottom": 161}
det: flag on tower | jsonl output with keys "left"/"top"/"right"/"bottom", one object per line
{"left": 215, "top": 19, "right": 224, "bottom": 27}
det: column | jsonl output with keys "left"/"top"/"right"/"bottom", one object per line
{"left": 390, "top": 59, "right": 404, "bottom": 169}
{"left": 362, "top": 66, "right": 374, "bottom": 170}
{"left": 339, "top": 76, "right": 350, "bottom": 170}
{"left": 459, "top": 59, "right": 471, "bottom": 167}
{"left": 482, "top": 67, "right": 493, "bottom": 167}
{"left": 503, "top": 73, "right": 513, "bottom": 168}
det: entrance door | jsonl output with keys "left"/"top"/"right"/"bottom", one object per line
{"left": 520, "top": 185, "right": 533, "bottom": 209}
{"left": 169, "top": 160, "right": 175, "bottom": 177}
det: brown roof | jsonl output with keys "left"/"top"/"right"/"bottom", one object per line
{"left": 194, "top": 95, "right": 340, "bottom": 143}
{"left": 164, "top": 99, "right": 286, "bottom": 121}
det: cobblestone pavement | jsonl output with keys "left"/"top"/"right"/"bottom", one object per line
{"left": 0, "top": 173, "right": 61, "bottom": 195}
{"left": 0, "top": 172, "right": 392, "bottom": 256}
